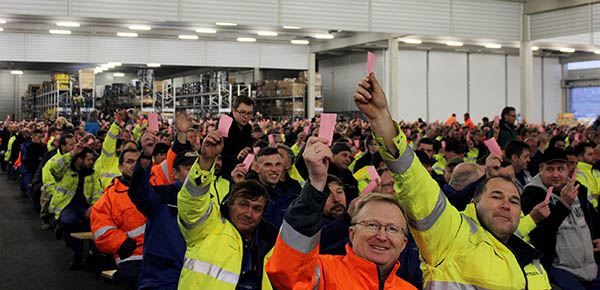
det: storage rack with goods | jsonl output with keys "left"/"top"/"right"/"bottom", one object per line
{"left": 176, "top": 83, "right": 251, "bottom": 119}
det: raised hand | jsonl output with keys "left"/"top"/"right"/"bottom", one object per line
{"left": 529, "top": 200, "right": 551, "bottom": 224}
{"left": 560, "top": 179, "right": 580, "bottom": 207}
{"left": 231, "top": 163, "right": 248, "bottom": 183}
{"left": 302, "top": 136, "right": 334, "bottom": 191}
{"left": 140, "top": 132, "right": 157, "bottom": 157}
{"left": 353, "top": 73, "right": 389, "bottom": 121}
{"left": 201, "top": 131, "right": 224, "bottom": 161}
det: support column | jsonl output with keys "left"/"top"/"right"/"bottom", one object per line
{"left": 520, "top": 4, "right": 534, "bottom": 122}
{"left": 253, "top": 67, "right": 261, "bottom": 82}
{"left": 307, "top": 53, "right": 316, "bottom": 118}
{"left": 388, "top": 37, "right": 399, "bottom": 120}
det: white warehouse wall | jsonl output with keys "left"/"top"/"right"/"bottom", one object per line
{"left": 319, "top": 50, "right": 563, "bottom": 124}
{"left": 0, "top": 70, "right": 51, "bottom": 120}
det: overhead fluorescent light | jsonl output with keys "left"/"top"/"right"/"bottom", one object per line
{"left": 147, "top": 63, "right": 161, "bottom": 67}
{"left": 49, "top": 29, "right": 71, "bottom": 35}
{"left": 10, "top": 70, "right": 23, "bottom": 75}
{"left": 484, "top": 43, "right": 502, "bottom": 49}
{"left": 0, "top": 28, "right": 3, "bottom": 32}
{"left": 178, "top": 34, "right": 199, "bottom": 40}
{"left": 56, "top": 21, "right": 80, "bottom": 27}
{"left": 101, "top": 64, "right": 110, "bottom": 70}
{"left": 446, "top": 41, "right": 463, "bottom": 47}
{"left": 216, "top": 22, "right": 237, "bottom": 26}
{"left": 117, "top": 32, "right": 138, "bottom": 37}
{"left": 283, "top": 25, "right": 301, "bottom": 29}
{"left": 531, "top": 46, "right": 539, "bottom": 51}
{"left": 195, "top": 28, "right": 217, "bottom": 34}
{"left": 237, "top": 37, "right": 256, "bottom": 42}
{"left": 107, "top": 63, "right": 116, "bottom": 69}
{"left": 94, "top": 68, "right": 102, "bottom": 74}
{"left": 560, "top": 48, "right": 575, "bottom": 53}
{"left": 403, "top": 39, "right": 422, "bottom": 44}
{"left": 314, "top": 34, "right": 334, "bottom": 39}
{"left": 594, "top": 50, "right": 600, "bottom": 55}
{"left": 128, "top": 25, "right": 151, "bottom": 31}
{"left": 113, "top": 72, "right": 125, "bottom": 77}
{"left": 0, "top": 20, "right": 6, "bottom": 24}
{"left": 108, "top": 62, "right": 122, "bottom": 66}
{"left": 257, "top": 31, "right": 278, "bottom": 36}
{"left": 291, "top": 39, "right": 310, "bottom": 45}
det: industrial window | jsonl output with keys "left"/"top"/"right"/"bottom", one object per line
{"left": 566, "top": 60, "right": 600, "bottom": 70}
{"left": 570, "top": 87, "right": 600, "bottom": 119}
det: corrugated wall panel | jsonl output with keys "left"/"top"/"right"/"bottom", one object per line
{"left": 281, "top": 0, "right": 368, "bottom": 31}
{"left": 507, "top": 55, "right": 521, "bottom": 113}
{"left": 536, "top": 34, "right": 591, "bottom": 46}
{"left": 469, "top": 54, "right": 506, "bottom": 122}
{"left": 182, "top": 0, "right": 277, "bottom": 26}
{"left": 24, "top": 34, "right": 88, "bottom": 62}
{"left": 397, "top": 50, "right": 427, "bottom": 122}
{"left": 372, "top": 0, "right": 450, "bottom": 35}
{"left": 0, "top": 0, "right": 67, "bottom": 16}
{"left": 0, "top": 72, "right": 14, "bottom": 119}
{"left": 531, "top": 57, "right": 543, "bottom": 123}
{"left": 148, "top": 39, "right": 206, "bottom": 66}
{"left": 531, "top": 5, "right": 589, "bottom": 40}
{"left": 428, "top": 51, "right": 468, "bottom": 122}
{"left": 72, "top": 0, "right": 178, "bottom": 21}
{"left": 206, "top": 42, "right": 260, "bottom": 68}
{"left": 259, "top": 44, "right": 309, "bottom": 70}
{"left": 0, "top": 33, "right": 25, "bottom": 61}
{"left": 88, "top": 37, "right": 150, "bottom": 64}
{"left": 543, "top": 57, "right": 563, "bottom": 122}
{"left": 453, "top": 0, "right": 520, "bottom": 40}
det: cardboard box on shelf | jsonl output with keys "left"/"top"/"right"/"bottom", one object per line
{"left": 79, "top": 69, "right": 94, "bottom": 89}
{"left": 293, "top": 101, "right": 305, "bottom": 110}
{"left": 154, "top": 81, "right": 168, "bottom": 92}
{"left": 315, "top": 99, "right": 323, "bottom": 108}
{"left": 298, "top": 71, "right": 322, "bottom": 86}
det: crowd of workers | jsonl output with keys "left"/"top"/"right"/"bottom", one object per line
{"left": 2, "top": 73, "right": 600, "bottom": 289}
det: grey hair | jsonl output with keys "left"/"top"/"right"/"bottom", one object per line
{"left": 275, "top": 144, "right": 295, "bottom": 165}
{"left": 449, "top": 163, "right": 481, "bottom": 191}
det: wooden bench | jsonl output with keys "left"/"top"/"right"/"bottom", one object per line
{"left": 101, "top": 270, "right": 117, "bottom": 280}
{"left": 70, "top": 232, "right": 93, "bottom": 240}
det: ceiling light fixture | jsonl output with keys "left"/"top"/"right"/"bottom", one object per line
{"left": 117, "top": 32, "right": 138, "bottom": 37}
{"left": 147, "top": 63, "right": 161, "bottom": 67}
{"left": 128, "top": 25, "right": 151, "bottom": 31}
{"left": 178, "top": 35, "right": 199, "bottom": 40}
{"left": 484, "top": 43, "right": 502, "bottom": 49}
{"left": 113, "top": 72, "right": 125, "bottom": 77}
{"left": 0, "top": 28, "right": 4, "bottom": 32}
{"left": 49, "top": 29, "right": 71, "bottom": 35}
{"left": 11, "top": 70, "right": 23, "bottom": 75}
{"left": 108, "top": 62, "right": 122, "bottom": 66}
{"left": 257, "top": 31, "right": 278, "bottom": 36}
{"left": 101, "top": 64, "right": 110, "bottom": 70}
{"left": 446, "top": 41, "right": 463, "bottom": 47}
{"left": 56, "top": 21, "right": 80, "bottom": 27}
{"left": 216, "top": 22, "right": 237, "bottom": 26}
{"left": 594, "top": 50, "right": 600, "bottom": 55}
{"left": 237, "top": 37, "right": 256, "bottom": 42}
{"left": 283, "top": 25, "right": 301, "bottom": 29}
{"left": 195, "top": 28, "right": 217, "bottom": 34}
{"left": 560, "top": 48, "right": 575, "bottom": 53}
{"left": 531, "top": 46, "right": 539, "bottom": 51}
{"left": 403, "top": 39, "right": 422, "bottom": 44}
{"left": 0, "top": 20, "right": 6, "bottom": 24}
{"left": 291, "top": 39, "right": 310, "bottom": 45}
{"left": 314, "top": 34, "right": 334, "bottom": 39}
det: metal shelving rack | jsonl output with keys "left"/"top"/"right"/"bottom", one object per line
{"left": 255, "top": 94, "right": 305, "bottom": 120}
{"left": 176, "top": 84, "right": 250, "bottom": 118}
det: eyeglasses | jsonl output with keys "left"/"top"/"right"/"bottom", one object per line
{"left": 236, "top": 109, "right": 254, "bottom": 117}
{"left": 353, "top": 220, "right": 405, "bottom": 236}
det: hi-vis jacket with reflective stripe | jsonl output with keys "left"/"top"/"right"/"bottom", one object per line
{"left": 47, "top": 152, "right": 100, "bottom": 219}
{"left": 93, "top": 122, "right": 121, "bottom": 192}
{"left": 576, "top": 162, "right": 600, "bottom": 208}
{"left": 4, "top": 135, "right": 15, "bottom": 162}
{"left": 177, "top": 159, "right": 274, "bottom": 290}
{"left": 150, "top": 148, "right": 176, "bottom": 186}
{"left": 91, "top": 177, "right": 146, "bottom": 264}
{"left": 42, "top": 149, "right": 64, "bottom": 200}
{"left": 378, "top": 122, "right": 551, "bottom": 290}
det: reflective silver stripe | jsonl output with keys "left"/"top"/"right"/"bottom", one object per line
{"left": 461, "top": 213, "right": 479, "bottom": 234}
{"left": 161, "top": 161, "right": 173, "bottom": 184}
{"left": 279, "top": 219, "right": 320, "bottom": 254}
{"left": 313, "top": 264, "right": 321, "bottom": 290}
{"left": 425, "top": 281, "right": 500, "bottom": 290}
{"left": 100, "top": 173, "right": 120, "bottom": 179}
{"left": 433, "top": 166, "right": 444, "bottom": 172}
{"left": 48, "top": 206, "right": 60, "bottom": 213}
{"left": 126, "top": 224, "right": 146, "bottom": 238}
{"left": 102, "top": 148, "right": 115, "bottom": 157}
{"left": 408, "top": 190, "right": 447, "bottom": 231}
{"left": 57, "top": 156, "right": 65, "bottom": 168}
{"left": 116, "top": 254, "right": 143, "bottom": 264}
{"left": 533, "top": 259, "right": 544, "bottom": 275}
{"left": 180, "top": 202, "right": 213, "bottom": 230}
{"left": 107, "top": 131, "right": 117, "bottom": 140}
{"left": 183, "top": 257, "right": 239, "bottom": 285}
{"left": 54, "top": 186, "right": 76, "bottom": 197}
{"left": 94, "top": 226, "right": 117, "bottom": 240}
{"left": 514, "top": 229, "right": 523, "bottom": 238}
{"left": 385, "top": 146, "right": 415, "bottom": 175}
{"left": 577, "top": 172, "right": 586, "bottom": 178}
{"left": 185, "top": 179, "right": 210, "bottom": 197}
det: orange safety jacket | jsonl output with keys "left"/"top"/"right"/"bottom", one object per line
{"left": 463, "top": 118, "right": 475, "bottom": 129}
{"left": 91, "top": 177, "right": 146, "bottom": 264}
{"left": 150, "top": 148, "right": 176, "bottom": 186}
{"left": 14, "top": 152, "right": 21, "bottom": 169}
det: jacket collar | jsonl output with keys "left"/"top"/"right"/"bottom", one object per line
{"left": 344, "top": 244, "right": 401, "bottom": 287}
{"left": 578, "top": 161, "right": 593, "bottom": 171}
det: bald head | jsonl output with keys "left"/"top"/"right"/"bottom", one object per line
{"left": 449, "top": 163, "right": 484, "bottom": 191}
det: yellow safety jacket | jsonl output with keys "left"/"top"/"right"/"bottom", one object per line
{"left": 42, "top": 149, "right": 64, "bottom": 199}
{"left": 47, "top": 152, "right": 102, "bottom": 219}
{"left": 432, "top": 153, "right": 446, "bottom": 174}
{"left": 177, "top": 160, "right": 273, "bottom": 290}
{"left": 290, "top": 143, "right": 301, "bottom": 157}
{"left": 93, "top": 122, "right": 121, "bottom": 194}
{"left": 353, "top": 166, "right": 372, "bottom": 194}
{"left": 46, "top": 136, "right": 56, "bottom": 152}
{"left": 4, "top": 135, "right": 15, "bottom": 162}
{"left": 348, "top": 151, "right": 365, "bottom": 172}
{"left": 576, "top": 162, "right": 600, "bottom": 208}
{"left": 288, "top": 165, "right": 305, "bottom": 184}
{"left": 377, "top": 122, "right": 550, "bottom": 289}
{"left": 209, "top": 175, "right": 230, "bottom": 207}
{"left": 465, "top": 147, "right": 479, "bottom": 163}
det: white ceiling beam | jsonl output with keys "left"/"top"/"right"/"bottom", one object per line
{"left": 310, "top": 32, "right": 392, "bottom": 53}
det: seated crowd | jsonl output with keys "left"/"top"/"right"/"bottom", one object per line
{"left": 2, "top": 73, "right": 600, "bottom": 289}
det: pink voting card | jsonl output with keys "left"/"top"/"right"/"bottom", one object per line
{"left": 148, "top": 113, "right": 159, "bottom": 132}
{"left": 484, "top": 137, "right": 503, "bottom": 155}
{"left": 539, "top": 124, "right": 545, "bottom": 133}
{"left": 362, "top": 181, "right": 377, "bottom": 195}
{"left": 353, "top": 139, "right": 360, "bottom": 147}
{"left": 367, "top": 52, "right": 375, "bottom": 74}
{"left": 366, "top": 166, "right": 381, "bottom": 183}
{"left": 494, "top": 116, "right": 500, "bottom": 127}
{"left": 303, "top": 126, "right": 310, "bottom": 135}
{"left": 466, "top": 132, "right": 471, "bottom": 142}
{"left": 571, "top": 168, "right": 578, "bottom": 183}
{"left": 217, "top": 114, "right": 233, "bottom": 138}
{"left": 575, "top": 133, "right": 580, "bottom": 142}
{"left": 243, "top": 154, "right": 255, "bottom": 170}
{"left": 441, "top": 141, "right": 446, "bottom": 149}
{"left": 406, "top": 129, "right": 411, "bottom": 136}
{"left": 319, "top": 113, "right": 337, "bottom": 146}
{"left": 268, "top": 134, "right": 274, "bottom": 145}
{"left": 253, "top": 147, "right": 260, "bottom": 154}
{"left": 544, "top": 186, "right": 554, "bottom": 202}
